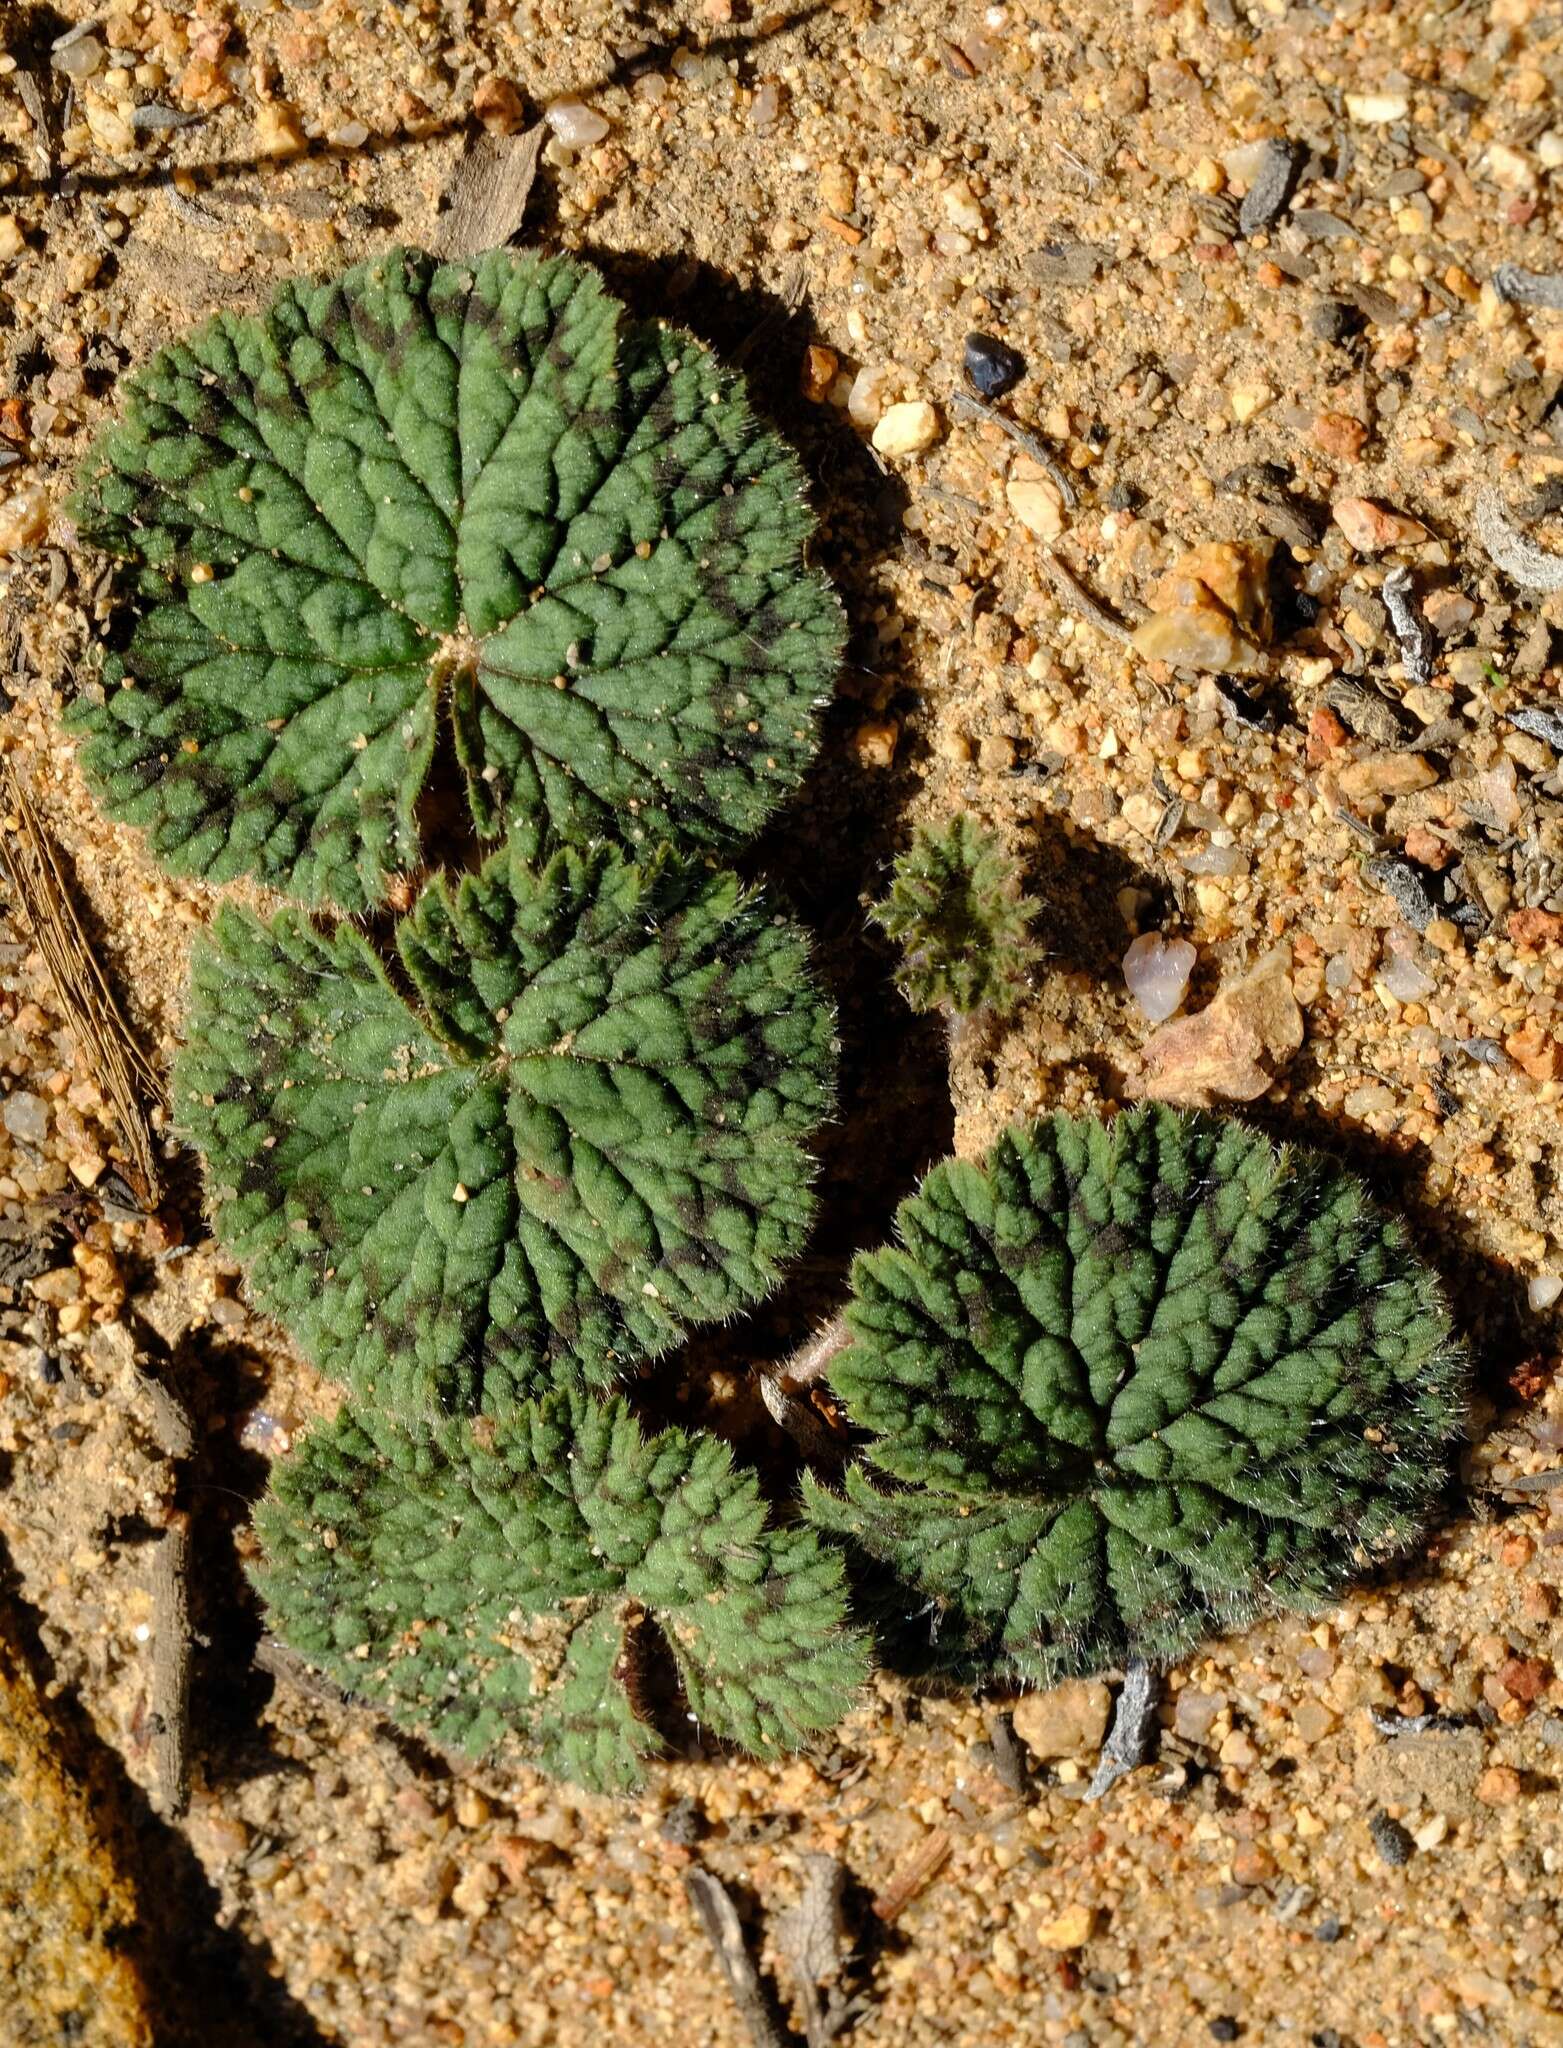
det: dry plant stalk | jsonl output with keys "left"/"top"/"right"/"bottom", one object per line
{"left": 149, "top": 1509, "right": 193, "bottom": 1819}
{"left": 0, "top": 754, "right": 164, "bottom": 1204}
{"left": 433, "top": 121, "right": 545, "bottom": 259}
{"left": 870, "top": 1829, "right": 952, "bottom": 1925}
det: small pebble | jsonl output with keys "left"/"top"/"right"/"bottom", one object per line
{"left": 2, "top": 1091, "right": 49, "bottom": 1146}
{"left": 1332, "top": 496, "right": 1429, "bottom": 554}
{"left": 964, "top": 331, "right": 1026, "bottom": 399}
{"left": 845, "top": 364, "right": 896, "bottom": 428}
{"left": 1308, "top": 298, "right": 1364, "bottom": 347}
{"left": 1476, "top": 1765, "right": 1523, "bottom": 1806}
{"left": 1034, "top": 1904, "right": 1098, "bottom": 1951}
{"left": 544, "top": 97, "right": 609, "bottom": 147}
{"left": 1122, "top": 933, "right": 1197, "bottom": 1023}
{"left": 1345, "top": 90, "right": 1409, "bottom": 123}
{"left": 1011, "top": 1679, "right": 1111, "bottom": 1761}
{"left": 1529, "top": 1274, "right": 1562, "bottom": 1311}
{"left": 1006, "top": 461, "right": 1066, "bottom": 542}
{"left": 871, "top": 399, "right": 941, "bottom": 458}
{"left": 1236, "top": 136, "right": 1304, "bottom": 236}
{"left": 1378, "top": 950, "right": 1436, "bottom": 1004}
{"left": 254, "top": 102, "right": 307, "bottom": 157}
{"left": 1368, "top": 1811, "right": 1415, "bottom": 1867}
{"left": 473, "top": 75, "right": 526, "bottom": 135}
{"left": 51, "top": 33, "right": 104, "bottom": 80}
{"left": 0, "top": 481, "right": 48, "bottom": 553}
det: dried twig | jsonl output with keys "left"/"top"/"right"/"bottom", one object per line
{"left": 434, "top": 121, "right": 546, "bottom": 259}
{"left": 760, "top": 1314, "right": 851, "bottom": 1457}
{"left": 1492, "top": 263, "right": 1563, "bottom": 312}
{"left": 870, "top": 1828, "right": 951, "bottom": 1925}
{"left": 1475, "top": 487, "right": 1563, "bottom": 594}
{"left": 686, "top": 1870, "right": 791, "bottom": 2048}
{"left": 985, "top": 1711, "right": 1029, "bottom": 1800}
{"left": 150, "top": 1510, "right": 193, "bottom": 1819}
{"left": 1037, "top": 549, "right": 1138, "bottom": 647}
{"left": 93, "top": 1308, "right": 197, "bottom": 1464}
{"left": 92, "top": 1322, "right": 197, "bottom": 1817}
{"left": 1086, "top": 1659, "right": 1162, "bottom": 1801}
{"left": 734, "top": 261, "right": 807, "bottom": 367}
{"left": 254, "top": 1634, "right": 364, "bottom": 1712}
{"left": 950, "top": 390, "right": 1077, "bottom": 508}
{"left": 14, "top": 70, "right": 51, "bottom": 179}
{"left": 1382, "top": 566, "right": 1436, "bottom": 688}
{"left": 774, "top": 1854, "right": 856, "bottom": 2048}
{"left": 0, "top": 757, "right": 163, "bottom": 1204}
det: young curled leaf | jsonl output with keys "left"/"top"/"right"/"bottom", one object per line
{"left": 69, "top": 246, "right": 843, "bottom": 909}
{"left": 871, "top": 815, "right": 1042, "bottom": 1021}
{"left": 176, "top": 834, "right": 835, "bottom": 1415}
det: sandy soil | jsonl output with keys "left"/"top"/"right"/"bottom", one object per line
{"left": 3, "top": 1, "right": 1563, "bottom": 2043}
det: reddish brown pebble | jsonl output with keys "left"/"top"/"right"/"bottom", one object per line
{"left": 1476, "top": 1765, "right": 1524, "bottom": 1805}
{"left": 800, "top": 343, "right": 839, "bottom": 402}
{"left": 1508, "top": 908, "right": 1563, "bottom": 948}
{"left": 473, "top": 75, "right": 526, "bottom": 134}
{"left": 1314, "top": 410, "right": 1370, "bottom": 460}
{"left": 1307, "top": 706, "right": 1349, "bottom": 762}
{"left": 1498, "top": 1656, "right": 1552, "bottom": 1704}
{"left": 1504, "top": 1022, "right": 1563, "bottom": 1082}
{"left": 1231, "top": 1842, "right": 1277, "bottom": 1886}
{"left": 1402, "top": 826, "right": 1452, "bottom": 870}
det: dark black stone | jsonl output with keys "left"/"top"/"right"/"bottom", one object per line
{"left": 1209, "top": 2021, "right": 1241, "bottom": 2044}
{"left": 1368, "top": 1810, "right": 1415, "bottom": 1867}
{"left": 1308, "top": 297, "right": 1365, "bottom": 347}
{"left": 1237, "top": 137, "right": 1306, "bottom": 236}
{"left": 964, "top": 331, "right": 1027, "bottom": 399}
{"left": 659, "top": 1796, "right": 705, "bottom": 1846}
{"left": 1364, "top": 855, "right": 1443, "bottom": 933}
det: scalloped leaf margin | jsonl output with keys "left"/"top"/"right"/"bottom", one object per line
{"left": 69, "top": 245, "right": 843, "bottom": 909}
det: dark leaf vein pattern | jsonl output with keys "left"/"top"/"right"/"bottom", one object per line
{"left": 68, "top": 246, "right": 842, "bottom": 909}
{"left": 805, "top": 1104, "right": 1466, "bottom": 1684}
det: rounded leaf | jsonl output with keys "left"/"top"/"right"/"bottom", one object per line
{"left": 176, "top": 836, "right": 835, "bottom": 1414}
{"left": 252, "top": 1389, "right": 868, "bottom": 1791}
{"left": 69, "top": 246, "right": 843, "bottom": 909}
{"left": 806, "top": 1105, "right": 1467, "bottom": 1681}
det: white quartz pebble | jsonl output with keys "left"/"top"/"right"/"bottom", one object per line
{"left": 1123, "top": 934, "right": 1197, "bottom": 1024}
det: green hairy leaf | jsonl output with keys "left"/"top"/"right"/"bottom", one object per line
{"left": 871, "top": 815, "right": 1041, "bottom": 1019}
{"left": 806, "top": 1105, "right": 1466, "bottom": 1683}
{"left": 252, "top": 1388, "right": 869, "bottom": 1792}
{"left": 68, "top": 246, "right": 842, "bottom": 909}
{"left": 176, "top": 835, "right": 835, "bottom": 1415}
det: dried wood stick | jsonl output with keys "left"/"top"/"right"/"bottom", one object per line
{"left": 760, "top": 1315, "right": 851, "bottom": 1458}
{"left": 686, "top": 1869, "right": 791, "bottom": 2048}
{"left": 870, "top": 1828, "right": 951, "bottom": 1925}
{"left": 949, "top": 390, "right": 1078, "bottom": 507}
{"left": 1037, "top": 549, "right": 1139, "bottom": 648}
{"left": 433, "top": 121, "right": 545, "bottom": 259}
{"left": 150, "top": 1509, "right": 193, "bottom": 1819}
{"left": 0, "top": 757, "right": 163, "bottom": 1203}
